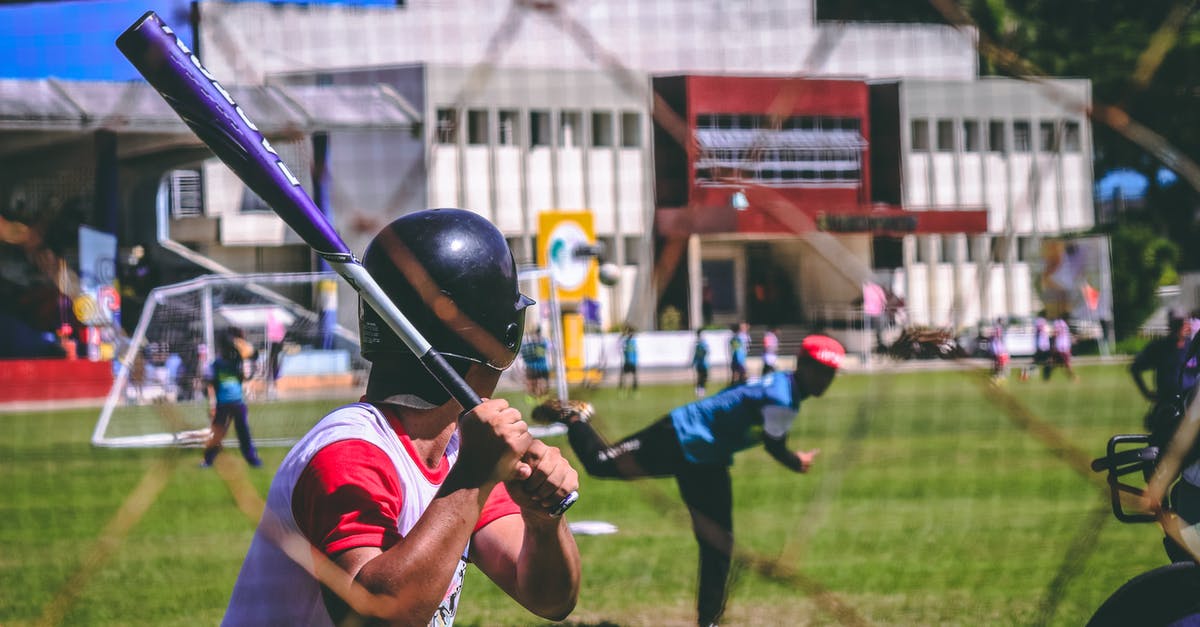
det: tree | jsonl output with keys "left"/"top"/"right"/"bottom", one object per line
{"left": 1104, "top": 220, "right": 1178, "bottom": 338}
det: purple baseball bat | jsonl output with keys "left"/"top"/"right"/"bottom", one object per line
{"left": 117, "top": 11, "right": 577, "bottom": 516}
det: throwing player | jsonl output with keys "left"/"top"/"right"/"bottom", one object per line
{"left": 537, "top": 334, "right": 845, "bottom": 626}
{"left": 729, "top": 321, "right": 749, "bottom": 386}
{"left": 619, "top": 325, "right": 639, "bottom": 393}
{"left": 201, "top": 326, "right": 262, "bottom": 468}
{"left": 692, "top": 329, "right": 710, "bottom": 399}
{"left": 223, "top": 209, "right": 580, "bottom": 625}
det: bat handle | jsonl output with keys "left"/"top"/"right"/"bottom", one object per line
{"left": 427, "top": 350, "right": 578, "bottom": 517}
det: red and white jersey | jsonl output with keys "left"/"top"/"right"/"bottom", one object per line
{"left": 223, "top": 402, "right": 477, "bottom": 627}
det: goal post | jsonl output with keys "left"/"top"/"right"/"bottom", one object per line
{"left": 91, "top": 272, "right": 368, "bottom": 448}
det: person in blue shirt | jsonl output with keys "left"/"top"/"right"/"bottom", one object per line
{"left": 520, "top": 325, "right": 551, "bottom": 400}
{"left": 201, "top": 326, "right": 262, "bottom": 468}
{"left": 542, "top": 334, "right": 845, "bottom": 627}
{"left": 692, "top": 329, "right": 710, "bottom": 399}
{"left": 728, "top": 321, "right": 749, "bottom": 386}
{"left": 619, "top": 325, "right": 639, "bottom": 392}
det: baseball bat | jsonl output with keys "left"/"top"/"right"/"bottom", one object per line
{"left": 117, "top": 11, "right": 577, "bottom": 516}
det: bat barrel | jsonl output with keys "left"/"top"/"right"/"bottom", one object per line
{"left": 116, "top": 11, "right": 353, "bottom": 259}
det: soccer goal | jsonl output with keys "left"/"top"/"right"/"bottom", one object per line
{"left": 91, "top": 272, "right": 369, "bottom": 448}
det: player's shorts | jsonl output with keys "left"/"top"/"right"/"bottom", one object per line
{"left": 622, "top": 362, "right": 637, "bottom": 374}
{"left": 526, "top": 365, "right": 549, "bottom": 380}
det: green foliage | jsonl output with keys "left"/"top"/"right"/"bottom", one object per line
{"left": 1104, "top": 220, "right": 1178, "bottom": 339}
{"left": 0, "top": 366, "right": 1172, "bottom": 625}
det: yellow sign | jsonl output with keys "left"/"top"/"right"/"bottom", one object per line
{"left": 537, "top": 210, "right": 598, "bottom": 302}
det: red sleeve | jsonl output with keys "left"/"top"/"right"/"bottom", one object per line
{"left": 476, "top": 483, "right": 521, "bottom": 532}
{"left": 292, "top": 440, "right": 404, "bottom": 556}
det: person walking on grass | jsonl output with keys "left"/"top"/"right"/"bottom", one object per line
{"left": 520, "top": 325, "right": 551, "bottom": 401}
{"left": 534, "top": 334, "right": 845, "bottom": 627}
{"left": 619, "top": 325, "right": 639, "bottom": 393}
{"left": 729, "top": 321, "right": 749, "bottom": 386}
{"left": 692, "top": 329, "right": 710, "bottom": 399}
{"left": 761, "top": 326, "right": 779, "bottom": 376}
{"left": 201, "top": 326, "right": 262, "bottom": 468}
{"left": 223, "top": 209, "right": 580, "bottom": 626}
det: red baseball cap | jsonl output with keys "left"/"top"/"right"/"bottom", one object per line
{"left": 801, "top": 335, "right": 845, "bottom": 369}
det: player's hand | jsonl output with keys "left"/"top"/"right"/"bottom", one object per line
{"left": 507, "top": 440, "right": 579, "bottom": 518}
{"left": 457, "top": 398, "right": 534, "bottom": 486}
{"left": 796, "top": 448, "right": 821, "bottom": 473}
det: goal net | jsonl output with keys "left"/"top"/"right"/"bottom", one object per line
{"left": 91, "top": 272, "right": 368, "bottom": 448}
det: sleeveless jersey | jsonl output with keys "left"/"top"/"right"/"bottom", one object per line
{"left": 223, "top": 403, "right": 466, "bottom": 626}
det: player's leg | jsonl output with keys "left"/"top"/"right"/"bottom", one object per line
{"left": 203, "top": 408, "right": 232, "bottom": 466}
{"left": 676, "top": 463, "right": 734, "bottom": 627}
{"left": 229, "top": 402, "right": 262, "bottom": 467}
{"left": 566, "top": 414, "right": 686, "bottom": 479}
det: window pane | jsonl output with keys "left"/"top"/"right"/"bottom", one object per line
{"left": 988, "top": 120, "right": 1005, "bottom": 153}
{"left": 530, "top": 110, "right": 551, "bottom": 147}
{"left": 592, "top": 111, "right": 614, "bottom": 147}
{"left": 1038, "top": 121, "right": 1057, "bottom": 152}
{"left": 1013, "top": 121, "right": 1032, "bottom": 152}
{"left": 499, "top": 110, "right": 519, "bottom": 146}
{"left": 1063, "top": 121, "right": 1081, "bottom": 152}
{"left": 467, "top": 109, "right": 489, "bottom": 145}
{"left": 436, "top": 108, "right": 458, "bottom": 144}
{"left": 620, "top": 112, "right": 641, "bottom": 147}
{"left": 963, "top": 120, "right": 980, "bottom": 151}
{"left": 936, "top": 119, "right": 955, "bottom": 152}
{"left": 911, "top": 119, "right": 930, "bottom": 151}
{"left": 559, "top": 110, "right": 581, "bottom": 147}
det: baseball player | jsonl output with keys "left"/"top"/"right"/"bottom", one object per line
{"left": 537, "top": 334, "right": 845, "bottom": 626}
{"left": 224, "top": 209, "right": 580, "bottom": 626}
{"left": 520, "top": 325, "right": 551, "bottom": 400}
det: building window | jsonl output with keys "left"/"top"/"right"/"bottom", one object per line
{"left": 467, "top": 109, "right": 489, "bottom": 145}
{"left": 1013, "top": 120, "right": 1032, "bottom": 152}
{"left": 911, "top": 119, "right": 930, "bottom": 152}
{"left": 592, "top": 111, "right": 614, "bottom": 147}
{"left": 988, "top": 120, "right": 1006, "bottom": 153}
{"left": 1017, "top": 235, "right": 1038, "bottom": 262}
{"left": 435, "top": 108, "right": 458, "bottom": 144}
{"left": 622, "top": 235, "right": 642, "bottom": 265}
{"left": 963, "top": 120, "right": 981, "bottom": 152}
{"left": 560, "top": 110, "right": 582, "bottom": 147}
{"left": 1038, "top": 121, "right": 1057, "bottom": 152}
{"left": 936, "top": 119, "right": 955, "bottom": 152}
{"left": 913, "top": 237, "right": 929, "bottom": 264}
{"left": 1063, "top": 120, "right": 1082, "bottom": 152}
{"left": 620, "top": 112, "right": 641, "bottom": 147}
{"left": 940, "top": 236, "right": 957, "bottom": 263}
{"left": 498, "top": 110, "right": 519, "bottom": 146}
{"left": 530, "top": 110, "right": 551, "bottom": 147}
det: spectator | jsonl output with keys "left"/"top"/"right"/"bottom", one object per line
{"left": 989, "top": 318, "right": 1009, "bottom": 381}
{"left": 1046, "top": 317, "right": 1078, "bottom": 381}
{"left": 1131, "top": 310, "right": 1195, "bottom": 432}
{"left": 692, "top": 329, "right": 710, "bottom": 399}
{"left": 1020, "top": 315, "right": 1052, "bottom": 381}
{"left": 729, "top": 321, "right": 749, "bottom": 386}
{"left": 761, "top": 326, "right": 779, "bottom": 376}
{"left": 619, "top": 326, "right": 639, "bottom": 393}
{"left": 520, "top": 325, "right": 551, "bottom": 400}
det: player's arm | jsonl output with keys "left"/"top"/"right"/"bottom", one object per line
{"left": 469, "top": 480, "right": 581, "bottom": 621}
{"left": 1129, "top": 347, "right": 1157, "bottom": 401}
{"left": 299, "top": 399, "right": 534, "bottom": 624}
{"left": 761, "top": 405, "right": 819, "bottom": 473}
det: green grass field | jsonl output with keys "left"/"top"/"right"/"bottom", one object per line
{"left": 0, "top": 362, "right": 1175, "bottom": 626}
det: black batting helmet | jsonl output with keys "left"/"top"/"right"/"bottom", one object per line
{"left": 359, "top": 209, "right": 532, "bottom": 400}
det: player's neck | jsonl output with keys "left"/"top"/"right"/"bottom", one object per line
{"left": 393, "top": 405, "right": 460, "bottom": 469}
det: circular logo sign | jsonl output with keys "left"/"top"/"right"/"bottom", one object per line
{"left": 547, "top": 221, "right": 590, "bottom": 290}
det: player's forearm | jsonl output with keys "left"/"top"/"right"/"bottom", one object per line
{"left": 352, "top": 483, "right": 490, "bottom": 623}
{"left": 512, "top": 512, "right": 581, "bottom": 620}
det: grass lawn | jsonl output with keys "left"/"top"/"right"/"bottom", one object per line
{"left": 0, "top": 362, "right": 1173, "bottom": 626}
